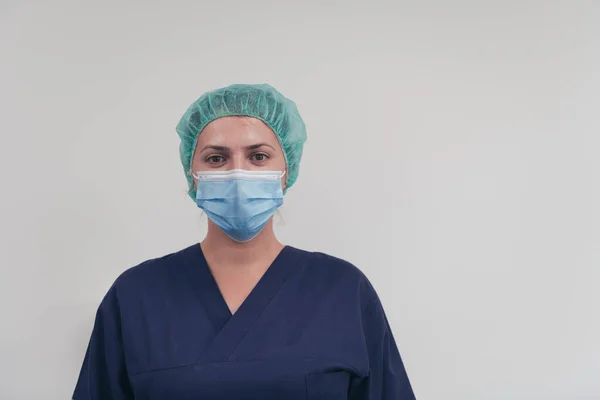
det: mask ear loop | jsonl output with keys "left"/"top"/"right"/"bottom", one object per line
{"left": 190, "top": 171, "right": 205, "bottom": 220}
{"left": 275, "top": 169, "right": 287, "bottom": 223}
{"left": 280, "top": 169, "right": 288, "bottom": 191}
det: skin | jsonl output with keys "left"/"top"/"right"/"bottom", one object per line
{"left": 190, "top": 116, "right": 288, "bottom": 315}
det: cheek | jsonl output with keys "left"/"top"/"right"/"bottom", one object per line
{"left": 272, "top": 150, "right": 287, "bottom": 169}
{"left": 191, "top": 149, "right": 202, "bottom": 167}
{"left": 191, "top": 152, "right": 206, "bottom": 174}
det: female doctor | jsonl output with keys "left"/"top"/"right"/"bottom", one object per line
{"left": 73, "top": 83, "right": 416, "bottom": 399}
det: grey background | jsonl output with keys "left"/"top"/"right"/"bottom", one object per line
{"left": 0, "top": 1, "right": 598, "bottom": 399}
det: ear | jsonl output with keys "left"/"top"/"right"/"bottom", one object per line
{"left": 190, "top": 171, "right": 198, "bottom": 191}
{"left": 281, "top": 171, "right": 288, "bottom": 190}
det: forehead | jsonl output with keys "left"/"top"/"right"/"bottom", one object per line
{"left": 196, "top": 116, "right": 280, "bottom": 148}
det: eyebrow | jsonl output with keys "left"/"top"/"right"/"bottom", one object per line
{"left": 198, "top": 143, "right": 277, "bottom": 153}
{"left": 246, "top": 143, "right": 277, "bottom": 151}
{"left": 198, "top": 145, "right": 230, "bottom": 154}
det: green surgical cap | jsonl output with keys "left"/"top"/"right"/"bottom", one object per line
{"left": 176, "top": 83, "right": 307, "bottom": 200}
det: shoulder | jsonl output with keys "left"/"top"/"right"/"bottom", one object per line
{"left": 110, "top": 243, "right": 199, "bottom": 297}
{"left": 292, "top": 247, "right": 380, "bottom": 308}
{"left": 303, "top": 251, "right": 393, "bottom": 326}
{"left": 305, "top": 249, "right": 364, "bottom": 279}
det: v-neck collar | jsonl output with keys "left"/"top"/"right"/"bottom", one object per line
{"left": 182, "top": 243, "right": 306, "bottom": 362}
{"left": 184, "top": 244, "right": 231, "bottom": 333}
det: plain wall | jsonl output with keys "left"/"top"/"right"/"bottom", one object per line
{"left": 0, "top": 1, "right": 598, "bottom": 399}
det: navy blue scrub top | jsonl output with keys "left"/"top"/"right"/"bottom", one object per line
{"left": 73, "top": 244, "right": 415, "bottom": 399}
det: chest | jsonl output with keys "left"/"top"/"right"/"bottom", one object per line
{"left": 121, "top": 285, "right": 364, "bottom": 399}
{"left": 130, "top": 360, "right": 352, "bottom": 400}
{"left": 117, "top": 248, "right": 369, "bottom": 399}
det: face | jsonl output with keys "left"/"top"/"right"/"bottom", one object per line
{"left": 191, "top": 116, "right": 287, "bottom": 189}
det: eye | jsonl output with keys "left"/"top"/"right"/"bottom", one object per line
{"left": 206, "top": 155, "right": 226, "bottom": 164}
{"left": 251, "top": 153, "right": 269, "bottom": 162}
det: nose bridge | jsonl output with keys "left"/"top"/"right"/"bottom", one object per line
{"left": 230, "top": 149, "right": 246, "bottom": 170}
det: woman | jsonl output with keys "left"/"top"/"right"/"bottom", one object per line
{"left": 73, "top": 84, "right": 416, "bottom": 399}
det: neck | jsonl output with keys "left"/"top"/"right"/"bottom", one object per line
{"left": 201, "top": 219, "right": 284, "bottom": 269}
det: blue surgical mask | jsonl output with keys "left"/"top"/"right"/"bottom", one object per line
{"left": 193, "top": 169, "right": 285, "bottom": 242}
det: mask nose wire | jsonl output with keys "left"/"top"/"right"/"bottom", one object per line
{"left": 192, "top": 170, "right": 286, "bottom": 180}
